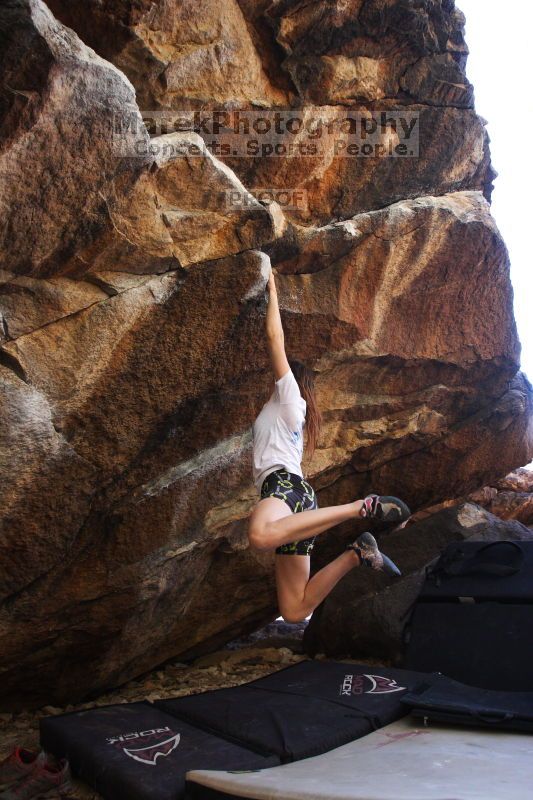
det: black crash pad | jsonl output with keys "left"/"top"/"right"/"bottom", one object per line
{"left": 401, "top": 673, "right": 533, "bottom": 733}
{"left": 40, "top": 701, "right": 279, "bottom": 800}
{"left": 155, "top": 660, "right": 430, "bottom": 763}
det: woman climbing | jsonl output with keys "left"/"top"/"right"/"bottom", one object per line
{"left": 248, "top": 265, "right": 411, "bottom": 624}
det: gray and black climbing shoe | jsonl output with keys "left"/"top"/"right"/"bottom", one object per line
{"left": 347, "top": 532, "right": 402, "bottom": 577}
{"left": 0, "top": 748, "right": 46, "bottom": 792}
{"left": 360, "top": 494, "right": 411, "bottom": 523}
{"left": 0, "top": 756, "right": 71, "bottom": 799}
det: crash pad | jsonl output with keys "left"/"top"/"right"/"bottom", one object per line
{"left": 156, "top": 660, "right": 429, "bottom": 762}
{"left": 40, "top": 701, "right": 279, "bottom": 800}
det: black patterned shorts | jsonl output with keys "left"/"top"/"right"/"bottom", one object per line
{"left": 260, "top": 468, "right": 318, "bottom": 556}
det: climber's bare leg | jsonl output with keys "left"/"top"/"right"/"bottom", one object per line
{"left": 248, "top": 496, "right": 363, "bottom": 552}
{"left": 275, "top": 550, "right": 360, "bottom": 623}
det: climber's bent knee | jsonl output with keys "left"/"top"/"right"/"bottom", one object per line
{"left": 247, "top": 495, "right": 292, "bottom": 552}
{"left": 278, "top": 603, "right": 310, "bottom": 624}
{"left": 247, "top": 516, "right": 275, "bottom": 552}
{"left": 247, "top": 527, "right": 274, "bottom": 553}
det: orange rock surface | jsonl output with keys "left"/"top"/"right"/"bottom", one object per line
{"left": 0, "top": 0, "right": 531, "bottom": 707}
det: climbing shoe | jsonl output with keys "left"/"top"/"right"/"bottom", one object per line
{"left": 347, "top": 531, "right": 402, "bottom": 577}
{"left": 360, "top": 494, "right": 411, "bottom": 523}
{"left": 0, "top": 748, "right": 46, "bottom": 792}
{"left": 0, "top": 755, "right": 71, "bottom": 799}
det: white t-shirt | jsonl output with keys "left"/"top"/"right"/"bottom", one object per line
{"left": 252, "top": 368, "right": 307, "bottom": 494}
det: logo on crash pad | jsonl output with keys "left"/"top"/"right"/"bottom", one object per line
{"left": 340, "top": 674, "right": 406, "bottom": 696}
{"left": 107, "top": 727, "right": 180, "bottom": 766}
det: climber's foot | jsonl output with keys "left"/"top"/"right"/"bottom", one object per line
{"left": 360, "top": 494, "right": 411, "bottom": 523}
{"left": 347, "top": 532, "right": 402, "bottom": 577}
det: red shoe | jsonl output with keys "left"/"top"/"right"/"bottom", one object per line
{"left": 0, "top": 749, "right": 46, "bottom": 792}
{"left": 0, "top": 755, "right": 71, "bottom": 799}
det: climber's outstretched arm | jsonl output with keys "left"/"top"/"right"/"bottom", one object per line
{"left": 265, "top": 268, "right": 290, "bottom": 381}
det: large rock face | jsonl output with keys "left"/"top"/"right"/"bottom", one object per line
{"left": 0, "top": 0, "right": 532, "bottom": 708}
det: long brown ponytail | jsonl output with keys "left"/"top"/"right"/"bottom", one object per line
{"left": 289, "top": 359, "right": 322, "bottom": 462}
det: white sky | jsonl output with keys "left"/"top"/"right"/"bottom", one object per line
{"left": 459, "top": 0, "right": 533, "bottom": 382}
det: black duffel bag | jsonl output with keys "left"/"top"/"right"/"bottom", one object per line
{"left": 421, "top": 540, "right": 528, "bottom": 599}
{"left": 402, "top": 540, "right": 533, "bottom": 690}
